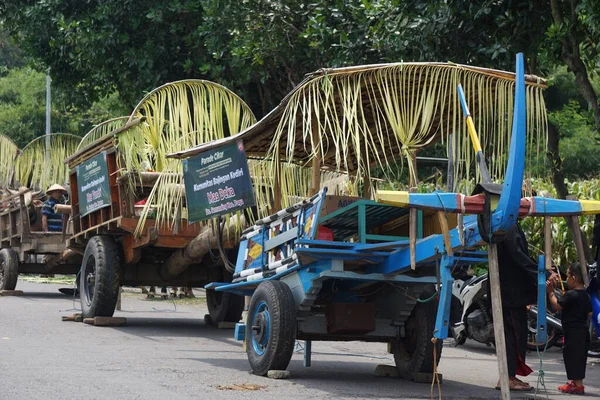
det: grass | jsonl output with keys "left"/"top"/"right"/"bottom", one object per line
{"left": 19, "top": 274, "right": 76, "bottom": 285}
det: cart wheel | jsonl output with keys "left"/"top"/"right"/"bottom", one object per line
{"left": 206, "top": 290, "right": 245, "bottom": 325}
{"left": 0, "top": 248, "right": 19, "bottom": 290}
{"left": 80, "top": 236, "right": 120, "bottom": 318}
{"left": 246, "top": 280, "right": 296, "bottom": 376}
{"left": 392, "top": 289, "right": 442, "bottom": 380}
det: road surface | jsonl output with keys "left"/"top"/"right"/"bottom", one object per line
{"left": 1, "top": 281, "right": 598, "bottom": 399}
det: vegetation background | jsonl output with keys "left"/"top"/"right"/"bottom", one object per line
{"left": 0, "top": 0, "right": 599, "bottom": 266}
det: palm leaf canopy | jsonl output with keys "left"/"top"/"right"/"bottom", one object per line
{"left": 169, "top": 62, "right": 547, "bottom": 202}
{"left": 15, "top": 133, "right": 81, "bottom": 191}
{"left": 115, "top": 79, "right": 257, "bottom": 232}
{"left": 0, "top": 134, "right": 20, "bottom": 188}
{"left": 77, "top": 116, "right": 130, "bottom": 151}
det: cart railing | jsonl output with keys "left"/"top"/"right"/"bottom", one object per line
{"left": 230, "top": 188, "right": 327, "bottom": 284}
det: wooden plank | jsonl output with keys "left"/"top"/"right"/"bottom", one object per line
{"left": 409, "top": 188, "right": 417, "bottom": 270}
{"left": 310, "top": 115, "right": 321, "bottom": 195}
{"left": 436, "top": 210, "right": 453, "bottom": 256}
{"left": 83, "top": 317, "right": 127, "bottom": 327}
{"left": 122, "top": 234, "right": 141, "bottom": 264}
{"left": 65, "top": 118, "right": 142, "bottom": 166}
{"left": 106, "top": 152, "right": 121, "bottom": 219}
{"left": 488, "top": 244, "right": 510, "bottom": 399}
{"left": 569, "top": 215, "right": 589, "bottom": 286}
{"left": 0, "top": 290, "right": 24, "bottom": 296}
{"left": 544, "top": 216, "right": 552, "bottom": 271}
{"left": 118, "top": 217, "right": 200, "bottom": 237}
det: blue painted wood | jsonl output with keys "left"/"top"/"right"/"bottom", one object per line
{"left": 537, "top": 255, "right": 548, "bottom": 344}
{"left": 372, "top": 215, "right": 482, "bottom": 275}
{"left": 434, "top": 256, "right": 454, "bottom": 339}
{"left": 531, "top": 197, "right": 583, "bottom": 216}
{"left": 495, "top": 53, "right": 526, "bottom": 232}
{"left": 234, "top": 323, "right": 246, "bottom": 341}
{"left": 235, "top": 240, "right": 249, "bottom": 274}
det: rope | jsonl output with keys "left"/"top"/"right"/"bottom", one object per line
{"left": 534, "top": 339, "right": 550, "bottom": 399}
{"left": 417, "top": 291, "right": 439, "bottom": 303}
{"left": 430, "top": 337, "right": 442, "bottom": 400}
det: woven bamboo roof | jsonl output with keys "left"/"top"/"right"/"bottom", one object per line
{"left": 167, "top": 61, "right": 547, "bottom": 176}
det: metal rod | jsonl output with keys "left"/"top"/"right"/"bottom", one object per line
{"left": 45, "top": 72, "right": 51, "bottom": 170}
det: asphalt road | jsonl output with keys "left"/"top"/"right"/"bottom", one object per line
{"left": 1, "top": 281, "right": 598, "bottom": 400}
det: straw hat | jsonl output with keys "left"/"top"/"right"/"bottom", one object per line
{"left": 46, "top": 184, "right": 67, "bottom": 195}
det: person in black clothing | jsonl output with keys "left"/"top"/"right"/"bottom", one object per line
{"left": 495, "top": 222, "right": 558, "bottom": 391}
{"left": 547, "top": 263, "right": 592, "bottom": 394}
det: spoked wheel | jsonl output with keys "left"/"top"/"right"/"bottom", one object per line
{"left": 392, "top": 288, "right": 442, "bottom": 380}
{"left": 80, "top": 236, "right": 121, "bottom": 318}
{"left": 526, "top": 312, "right": 560, "bottom": 351}
{"left": 206, "top": 289, "right": 245, "bottom": 325}
{"left": 0, "top": 248, "right": 19, "bottom": 290}
{"left": 246, "top": 280, "right": 296, "bottom": 376}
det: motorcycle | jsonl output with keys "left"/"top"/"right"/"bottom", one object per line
{"left": 527, "top": 262, "right": 600, "bottom": 355}
{"left": 450, "top": 271, "right": 495, "bottom": 346}
{"left": 451, "top": 262, "right": 600, "bottom": 353}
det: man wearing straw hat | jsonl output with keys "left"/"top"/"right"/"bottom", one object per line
{"left": 42, "top": 184, "right": 67, "bottom": 233}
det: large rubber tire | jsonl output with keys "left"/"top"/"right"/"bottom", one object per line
{"left": 246, "top": 280, "right": 296, "bottom": 376}
{"left": 526, "top": 312, "right": 560, "bottom": 351}
{"left": 392, "top": 290, "right": 443, "bottom": 380}
{"left": 0, "top": 248, "right": 19, "bottom": 290}
{"left": 80, "top": 236, "right": 120, "bottom": 318}
{"left": 207, "top": 290, "right": 245, "bottom": 325}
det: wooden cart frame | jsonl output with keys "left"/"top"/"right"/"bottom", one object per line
{"left": 0, "top": 189, "right": 81, "bottom": 291}
{"left": 65, "top": 124, "right": 244, "bottom": 321}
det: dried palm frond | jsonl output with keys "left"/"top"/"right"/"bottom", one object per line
{"left": 0, "top": 134, "right": 20, "bottom": 188}
{"left": 116, "top": 80, "right": 256, "bottom": 234}
{"left": 77, "top": 116, "right": 129, "bottom": 151}
{"left": 15, "top": 133, "right": 81, "bottom": 190}
{"left": 264, "top": 63, "right": 547, "bottom": 190}
{"left": 168, "top": 62, "right": 548, "bottom": 219}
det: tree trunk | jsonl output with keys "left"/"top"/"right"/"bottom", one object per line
{"left": 160, "top": 214, "right": 246, "bottom": 279}
{"left": 546, "top": 121, "right": 569, "bottom": 199}
{"left": 549, "top": 0, "right": 596, "bottom": 260}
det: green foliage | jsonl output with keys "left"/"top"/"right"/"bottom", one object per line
{"left": 0, "top": 67, "right": 50, "bottom": 147}
{"left": 0, "top": 67, "right": 129, "bottom": 147}
{"left": 520, "top": 178, "right": 600, "bottom": 268}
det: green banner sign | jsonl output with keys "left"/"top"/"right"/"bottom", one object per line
{"left": 77, "top": 151, "right": 111, "bottom": 217}
{"left": 183, "top": 140, "right": 256, "bottom": 223}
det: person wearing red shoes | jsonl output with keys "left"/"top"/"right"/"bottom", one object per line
{"left": 547, "top": 263, "right": 593, "bottom": 395}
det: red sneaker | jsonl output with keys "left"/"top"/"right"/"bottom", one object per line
{"left": 558, "top": 381, "right": 585, "bottom": 394}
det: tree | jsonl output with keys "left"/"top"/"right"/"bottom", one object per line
{"left": 0, "top": 67, "right": 129, "bottom": 147}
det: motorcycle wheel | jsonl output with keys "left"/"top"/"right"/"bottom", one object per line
{"left": 526, "top": 312, "right": 559, "bottom": 351}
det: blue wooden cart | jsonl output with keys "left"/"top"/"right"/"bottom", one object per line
{"left": 206, "top": 54, "right": 600, "bottom": 390}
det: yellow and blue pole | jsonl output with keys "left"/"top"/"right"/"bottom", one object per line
{"left": 457, "top": 84, "right": 491, "bottom": 183}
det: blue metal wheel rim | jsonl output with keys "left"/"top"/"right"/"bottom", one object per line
{"left": 251, "top": 300, "right": 271, "bottom": 356}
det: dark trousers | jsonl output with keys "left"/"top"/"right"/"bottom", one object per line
{"left": 503, "top": 306, "right": 529, "bottom": 377}
{"left": 563, "top": 324, "right": 590, "bottom": 380}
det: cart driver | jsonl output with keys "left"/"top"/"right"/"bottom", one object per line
{"left": 42, "top": 184, "right": 67, "bottom": 232}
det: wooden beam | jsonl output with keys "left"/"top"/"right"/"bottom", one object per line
{"left": 488, "top": 244, "right": 511, "bottom": 399}
{"left": 436, "top": 210, "right": 453, "bottom": 256}
{"left": 309, "top": 115, "right": 322, "bottom": 195}
{"left": 569, "top": 215, "right": 590, "bottom": 286}
{"left": 272, "top": 150, "right": 282, "bottom": 213}
{"left": 409, "top": 187, "right": 417, "bottom": 270}
{"left": 544, "top": 216, "right": 552, "bottom": 271}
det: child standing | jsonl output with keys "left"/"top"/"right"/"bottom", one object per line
{"left": 547, "top": 263, "right": 593, "bottom": 394}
